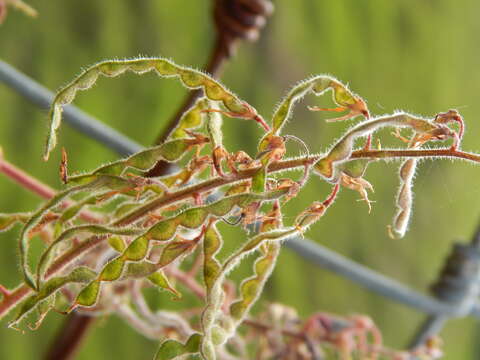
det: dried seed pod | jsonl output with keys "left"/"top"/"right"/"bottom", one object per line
{"left": 390, "top": 158, "right": 417, "bottom": 239}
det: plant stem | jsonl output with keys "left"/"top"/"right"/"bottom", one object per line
{"left": 350, "top": 148, "right": 480, "bottom": 163}
{"left": 0, "top": 156, "right": 102, "bottom": 223}
{"left": 119, "top": 147, "right": 480, "bottom": 225}
{"left": 0, "top": 154, "right": 55, "bottom": 199}
{"left": 42, "top": 3, "right": 275, "bottom": 357}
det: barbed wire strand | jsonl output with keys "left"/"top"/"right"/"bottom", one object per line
{"left": 0, "top": 60, "right": 142, "bottom": 157}
{"left": 409, "top": 222, "right": 480, "bottom": 349}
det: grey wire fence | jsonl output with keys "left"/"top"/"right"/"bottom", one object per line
{"left": 1, "top": 59, "right": 479, "bottom": 351}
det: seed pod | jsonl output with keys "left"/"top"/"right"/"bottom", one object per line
{"left": 154, "top": 333, "right": 202, "bottom": 360}
{"left": 36, "top": 224, "right": 142, "bottom": 289}
{"left": 170, "top": 98, "right": 210, "bottom": 140}
{"left": 269, "top": 75, "right": 368, "bottom": 136}
{"left": 45, "top": 57, "right": 256, "bottom": 161}
{"left": 73, "top": 190, "right": 288, "bottom": 308}
{"left": 8, "top": 267, "right": 96, "bottom": 328}
{"left": 66, "top": 135, "right": 209, "bottom": 187}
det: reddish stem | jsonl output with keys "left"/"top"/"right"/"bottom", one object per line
{"left": 0, "top": 157, "right": 101, "bottom": 223}
{"left": 350, "top": 148, "right": 480, "bottom": 163}
{"left": 164, "top": 267, "right": 205, "bottom": 299}
{"left": 0, "top": 156, "right": 55, "bottom": 199}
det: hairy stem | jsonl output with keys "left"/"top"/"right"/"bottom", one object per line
{"left": 120, "top": 147, "right": 480, "bottom": 225}
{"left": 350, "top": 148, "right": 480, "bottom": 162}
{"left": 1, "top": 147, "right": 478, "bottom": 320}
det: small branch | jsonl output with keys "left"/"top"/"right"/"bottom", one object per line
{"left": 2, "top": 146, "right": 479, "bottom": 320}
{"left": 0, "top": 60, "right": 142, "bottom": 157}
{"left": 350, "top": 148, "right": 480, "bottom": 163}
{"left": 120, "top": 147, "right": 480, "bottom": 225}
{"left": 116, "top": 156, "right": 314, "bottom": 225}
{"left": 0, "top": 156, "right": 102, "bottom": 223}
{"left": 164, "top": 267, "right": 205, "bottom": 299}
{"left": 0, "top": 152, "right": 55, "bottom": 199}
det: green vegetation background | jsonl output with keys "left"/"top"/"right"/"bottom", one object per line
{"left": 1, "top": 1, "right": 479, "bottom": 358}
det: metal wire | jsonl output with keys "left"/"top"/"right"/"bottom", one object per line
{"left": 2, "top": 58, "right": 480, "bottom": 350}
{"left": 0, "top": 60, "right": 142, "bottom": 157}
{"left": 286, "top": 236, "right": 480, "bottom": 318}
{"left": 409, "top": 223, "right": 480, "bottom": 348}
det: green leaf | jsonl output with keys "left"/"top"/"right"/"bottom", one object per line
{"left": 147, "top": 271, "right": 181, "bottom": 299}
{"left": 154, "top": 333, "right": 202, "bottom": 360}
{"left": 76, "top": 281, "right": 100, "bottom": 307}
{"left": 203, "top": 224, "right": 222, "bottom": 294}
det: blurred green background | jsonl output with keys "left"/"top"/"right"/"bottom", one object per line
{"left": 1, "top": 0, "right": 480, "bottom": 358}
